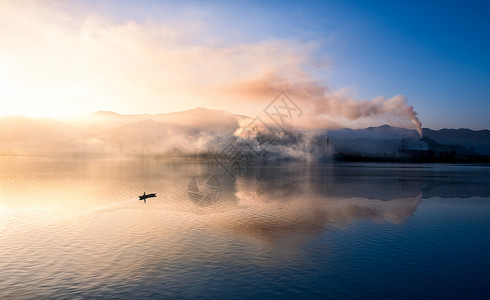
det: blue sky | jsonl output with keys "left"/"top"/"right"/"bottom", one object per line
{"left": 2, "top": 0, "right": 489, "bottom": 129}
{"left": 90, "top": 0, "right": 490, "bottom": 129}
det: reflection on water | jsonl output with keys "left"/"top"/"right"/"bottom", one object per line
{"left": 1, "top": 157, "right": 490, "bottom": 298}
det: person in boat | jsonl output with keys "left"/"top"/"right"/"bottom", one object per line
{"left": 139, "top": 192, "right": 157, "bottom": 203}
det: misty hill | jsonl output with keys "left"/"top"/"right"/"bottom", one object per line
{"left": 0, "top": 116, "right": 85, "bottom": 155}
{"left": 328, "top": 124, "right": 419, "bottom": 140}
{"left": 1, "top": 108, "right": 489, "bottom": 159}
{"left": 423, "top": 128, "right": 490, "bottom": 155}
{"left": 0, "top": 108, "right": 245, "bottom": 156}
{"left": 74, "top": 108, "right": 245, "bottom": 155}
{"left": 323, "top": 125, "right": 424, "bottom": 157}
{"left": 93, "top": 119, "right": 230, "bottom": 154}
{"left": 323, "top": 125, "right": 490, "bottom": 157}
{"left": 65, "top": 107, "right": 245, "bottom": 134}
{"left": 151, "top": 107, "right": 247, "bottom": 131}
{"left": 63, "top": 110, "right": 149, "bottom": 132}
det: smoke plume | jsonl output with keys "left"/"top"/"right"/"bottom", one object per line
{"left": 1, "top": 1, "right": 423, "bottom": 137}
{"left": 228, "top": 73, "right": 423, "bottom": 137}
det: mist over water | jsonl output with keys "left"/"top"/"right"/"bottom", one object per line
{"left": 1, "top": 157, "right": 490, "bottom": 298}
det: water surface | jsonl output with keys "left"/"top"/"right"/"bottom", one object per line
{"left": 1, "top": 157, "right": 490, "bottom": 299}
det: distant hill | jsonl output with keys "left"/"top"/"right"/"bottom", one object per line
{"left": 328, "top": 124, "right": 419, "bottom": 140}
{"left": 423, "top": 128, "right": 490, "bottom": 155}
{"left": 0, "top": 108, "right": 245, "bottom": 156}
{"left": 0, "top": 116, "right": 85, "bottom": 155}
{"left": 0, "top": 109, "right": 489, "bottom": 159}
{"left": 94, "top": 118, "right": 229, "bottom": 154}
{"left": 152, "top": 107, "right": 247, "bottom": 131}
{"left": 64, "top": 107, "right": 246, "bottom": 133}
{"left": 63, "top": 111, "right": 149, "bottom": 133}
{"left": 322, "top": 125, "right": 424, "bottom": 157}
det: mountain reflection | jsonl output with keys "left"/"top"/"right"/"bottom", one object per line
{"left": 2, "top": 158, "right": 490, "bottom": 297}
{"left": 1, "top": 158, "right": 489, "bottom": 247}
{"left": 199, "top": 163, "right": 423, "bottom": 245}
{"left": 181, "top": 161, "right": 489, "bottom": 246}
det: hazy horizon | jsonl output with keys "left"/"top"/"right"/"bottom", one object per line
{"left": 1, "top": 106, "right": 489, "bottom": 131}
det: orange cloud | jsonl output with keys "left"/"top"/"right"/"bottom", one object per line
{"left": 0, "top": 0, "right": 421, "bottom": 134}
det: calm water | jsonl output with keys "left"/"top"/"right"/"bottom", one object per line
{"left": 1, "top": 157, "right": 490, "bottom": 299}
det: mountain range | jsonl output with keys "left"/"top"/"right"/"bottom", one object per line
{"left": 1, "top": 108, "right": 489, "bottom": 158}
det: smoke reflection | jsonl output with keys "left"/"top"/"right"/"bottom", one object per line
{"left": 199, "top": 163, "right": 423, "bottom": 246}
{"left": 2, "top": 158, "right": 490, "bottom": 295}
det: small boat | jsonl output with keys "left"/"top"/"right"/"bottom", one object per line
{"left": 139, "top": 192, "right": 157, "bottom": 203}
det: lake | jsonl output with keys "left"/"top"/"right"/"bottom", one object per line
{"left": 1, "top": 157, "right": 490, "bottom": 299}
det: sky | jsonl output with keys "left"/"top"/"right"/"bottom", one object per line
{"left": 0, "top": 0, "right": 489, "bottom": 130}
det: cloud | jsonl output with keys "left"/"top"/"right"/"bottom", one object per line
{"left": 0, "top": 1, "right": 318, "bottom": 116}
{"left": 0, "top": 0, "right": 421, "bottom": 134}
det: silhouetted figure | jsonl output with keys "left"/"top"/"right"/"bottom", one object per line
{"left": 139, "top": 192, "right": 157, "bottom": 203}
